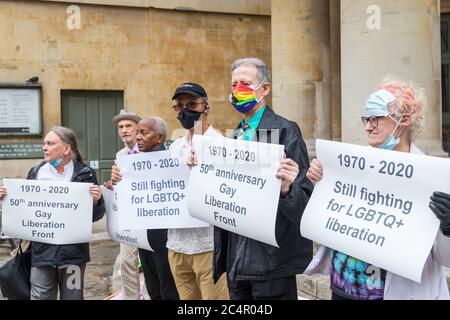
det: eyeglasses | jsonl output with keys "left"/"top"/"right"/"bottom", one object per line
{"left": 360, "top": 115, "right": 388, "bottom": 129}
{"left": 173, "top": 101, "right": 207, "bottom": 111}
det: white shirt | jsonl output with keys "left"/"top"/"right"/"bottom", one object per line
{"left": 167, "top": 125, "right": 222, "bottom": 254}
{"left": 37, "top": 161, "right": 74, "bottom": 182}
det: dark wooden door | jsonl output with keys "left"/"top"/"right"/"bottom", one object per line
{"left": 61, "top": 90, "right": 122, "bottom": 183}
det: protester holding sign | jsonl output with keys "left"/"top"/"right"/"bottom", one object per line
{"left": 305, "top": 78, "right": 450, "bottom": 300}
{"left": 213, "top": 58, "right": 314, "bottom": 300}
{"left": 111, "top": 117, "right": 179, "bottom": 300}
{"left": 106, "top": 109, "right": 142, "bottom": 300}
{"left": 167, "top": 83, "right": 229, "bottom": 300}
{"left": 0, "top": 126, "right": 105, "bottom": 300}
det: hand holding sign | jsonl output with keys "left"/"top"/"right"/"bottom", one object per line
{"left": 306, "top": 159, "right": 323, "bottom": 184}
{"left": 276, "top": 158, "right": 299, "bottom": 195}
{"left": 430, "top": 192, "right": 450, "bottom": 236}
{"left": 111, "top": 164, "right": 122, "bottom": 185}
{"left": 0, "top": 186, "right": 6, "bottom": 200}
{"left": 90, "top": 185, "right": 102, "bottom": 202}
{"left": 186, "top": 148, "right": 198, "bottom": 168}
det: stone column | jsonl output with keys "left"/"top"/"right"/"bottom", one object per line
{"left": 330, "top": 0, "right": 342, "bottom": 141}
{"left": 271, "top": 0, "right": 331, "bottom": 156}
{"left": 341, "top": 0, "right": 445, "bottom": 155}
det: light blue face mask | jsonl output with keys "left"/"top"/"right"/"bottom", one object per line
{"left": 377, "top": 114, "right": 405, "bottom": 150}
{"left": 49, "top": 157, "right": 63, "bottom": 167}
{"left": 378, "top": 135, "right": 399, "bottom": 150}
{"left": 49, "top": 152, "right": 65, "bottom": 167}
{"left": 364, "top": 89, "right": 397, "bottom": 117}
{"left": 364, "top": 89, "right": 403, "bottom": 150}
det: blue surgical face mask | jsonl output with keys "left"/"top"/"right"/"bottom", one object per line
{"left": 378, "top": 115, "right": 404, "bottom": 150}
{"left": 49, "top": 157, "right": 63, "bottom": 167}
{"left": 365, "top": 89, "right": 397, "bottom": 117}
{"left": 378, "top": 134, "right": 400, "bottom": 150}
{"left": 49, "top": 152, "right": 65, "bottom": 167}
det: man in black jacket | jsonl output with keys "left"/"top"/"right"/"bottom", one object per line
{"left": 213, "top": 57, "right": 313, "bottom": 300}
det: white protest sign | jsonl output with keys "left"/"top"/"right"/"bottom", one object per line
{"left": 2, "top": 179, "right": 93, "bottom": 244}
{"left": 186, "top": 135, "right": 284, "bottom": 247}
{"left": 301, "top": 139, "right": 450, "bottom": 282}
{"left": 101, "top": 186, "right": 152, "bottom": 251}
{"left": 116, "top": 150, "right": 208, "bottom": 230}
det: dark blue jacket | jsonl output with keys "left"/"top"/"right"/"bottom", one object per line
{"left": 145, "top": 145, "right": 169, "bottom": 255}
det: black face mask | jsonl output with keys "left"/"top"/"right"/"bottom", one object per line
{"left": 177, "top": 108, "right": 203, "bottom": 129}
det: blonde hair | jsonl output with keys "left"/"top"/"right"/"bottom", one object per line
{"left": 377, "top": 75, "right": 426, "bottom": 141}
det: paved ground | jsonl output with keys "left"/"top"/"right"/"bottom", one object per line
{"left": 0, "top": 237, "right": 119, "bottom": 300}
{"left": 84, "top": 239, "right": 120, "bottom": 299}
{"left": 5, "top": 235, "right": 449, "bottom": 300}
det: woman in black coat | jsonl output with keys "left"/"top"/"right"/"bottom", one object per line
{"left": 0, "top": 126, "right": 105, "bottom": 300}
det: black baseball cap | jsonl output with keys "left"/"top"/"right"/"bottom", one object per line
{"left": 172, "top": 82, "right": 208, "bottom": 100}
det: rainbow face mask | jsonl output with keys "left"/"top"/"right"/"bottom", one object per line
{"left": 229, "top": 83, "right": 263, "bottom": 113}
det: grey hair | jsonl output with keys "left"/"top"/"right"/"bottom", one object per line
{"left": 50, "top": 126, "right": 83, "bottom": 162}
{"left": 231, "top": 57, "right": 271, "bottom": 84}
{"left": 144, "top": 116, "right": 168, "bottom": 137}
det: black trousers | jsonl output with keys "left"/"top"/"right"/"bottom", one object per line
{"left": 227, "top": 275, "right": 297, "bottom": 300}
{"left": 138, "top": 248, "right": 179, "bottom": 300}
{"left": 332, "top": 292, "right": 351, "bottom": 300}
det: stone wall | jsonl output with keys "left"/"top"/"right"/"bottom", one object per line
{"left": 38, "top": 0, "right": 271, "bottom": 15}
{"left": 341, "top": 0, "right": 445, "bottom": 155}
{"left": 0, "top": 0, "right": 270, "bottom": 178}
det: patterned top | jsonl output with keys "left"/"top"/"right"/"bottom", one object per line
{"left": 127, "top": 144, "right": 139, "bottom": 155}
{"left": 237, "top": 105, "right": 266, "bottom": 141}
{"left": 166, "top": 125, "right": 222, "bottom": 254}
{"left": 329, "top": 250, "right": 386, "bottom": 300}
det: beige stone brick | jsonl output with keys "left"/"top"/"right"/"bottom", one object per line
{"left": 0, "top": 18, "right": 15, "bottom": 59}
{"left": 0, "top": 1, "right": 270, "bottom": 178}
{"left": 13, "top": 20, "right": 41, "bottom": 61}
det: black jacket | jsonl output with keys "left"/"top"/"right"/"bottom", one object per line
{"left": 146, "top": 229, "right": 168, "bottom": 255}
{"left": 27, "top": 160, "right": 105, "bottom": 267}
{"left": 213, "top": 107, "right": 314, "bottom": 282}
{"left": 144, "top": 145, "right": 169, "bottom": 255}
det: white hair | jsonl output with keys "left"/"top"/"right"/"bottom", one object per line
{"left": 144, "top": 116, "right": 168, "bottom": 137}
{"left": 231, "top": 57, "right": 271, "bottom": 84}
